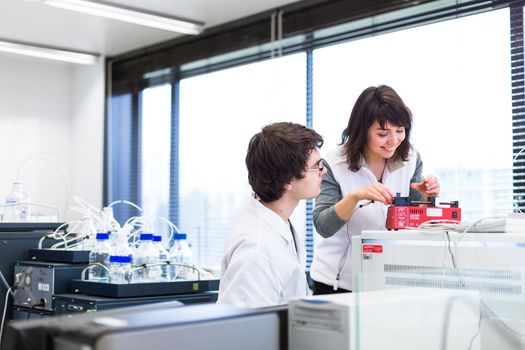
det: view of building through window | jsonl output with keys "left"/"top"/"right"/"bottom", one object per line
{"left": 140, "top": 84, "right": 172, "bottom": 241}
{"left": 179, "top": 53, "right": 306, "bottom": 267}
{"left": 137, "top": 8, "right": 513, "bottom": 268}
{"left": 314, "top": 8, "right": 512, "bottom": 222}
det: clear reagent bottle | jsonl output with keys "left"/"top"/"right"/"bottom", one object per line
{"left": 153, "top": 235, "right": 169, "bottom": 281}
{"left": 88, "top": 232, "right": 113, "bottom": 283}
{"left": 169, "top": 233, "right": 196, "bottom": 281}
{"left": 4, "top": 182, "right": 31, "bottom": 222}
{"left": 133, "top": 233, "right": 160, "bottom": 283}
{"left": 109, "top": 255, "right": 133, "bottom": 284}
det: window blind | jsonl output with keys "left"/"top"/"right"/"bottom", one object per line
{"left": 306, "top": 49, "right": 314, "bottom": 271}
{"left": 104, "top": 82, "right": 142, "bottom": 224}
{"left": 511, "top": 3, "right": 525, "bottom": 211}
{"left": 169, "top": 79, "right": 180, "bottom": 227}
{"left": 109, "top": 0, "right": 518, "bottom": 85}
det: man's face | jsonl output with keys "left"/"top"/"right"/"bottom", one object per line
{"left": 290, "top": 148, "right": 326, "bottom": 200}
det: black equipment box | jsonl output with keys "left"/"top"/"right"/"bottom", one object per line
{"left": 53, "top": 291, "right": 218, "bottom": 315}
{"left": 70, "top": 279, "right": 220, "bottom": 298}
{"left": 12, "top": 306, "right": 54, "bottom": 321}
{"left": 0, "top": 229, "right": 57, "bottom": 322}
{"left": 13, "top": 261, "right": 86, "bottom": 311}
{"left": 28, "top": 248, "right": 90, "bottom": 263}
{"left": 0, "top": 222, "right": 63, "bottom": 232}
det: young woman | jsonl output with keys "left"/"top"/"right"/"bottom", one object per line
{"left": 310, "top": 85, "right": 440, "bottom": 294}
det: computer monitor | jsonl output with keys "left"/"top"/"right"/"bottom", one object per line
{"left": 4, "top": 301, "right": 280, "bottom": 350}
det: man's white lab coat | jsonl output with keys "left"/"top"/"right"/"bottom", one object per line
{"left": 218, "top": 196, "right": 310, "bottom": 308}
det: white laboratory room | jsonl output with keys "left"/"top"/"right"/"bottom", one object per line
{"left": 0, "top": 0, "right": 524, "bottom": 349}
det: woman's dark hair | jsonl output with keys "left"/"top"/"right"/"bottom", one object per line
{"left": 246, "top": 122, "right": 323, "bottom": 203}
{"left": 341, "top": 85, "right": 412, "bottom": 171}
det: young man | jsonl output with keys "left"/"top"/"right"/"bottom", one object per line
{"left": 218, "top": 122, "right": 325, "bottom": 308}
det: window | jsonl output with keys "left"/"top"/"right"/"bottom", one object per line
{"left": 106, "top": 1, "right": 521, "bottom": 271}
{"left": 313, "top": 9, "right": 513, "bottom": 221}
{"left": 140, "top": 84, "right": 172, "bottom": 240}
{"left": 106, "top": 91, "right": 139, "bottom": 224}
{"left": 178, "top": 53, "right": 306, "bottom": 267}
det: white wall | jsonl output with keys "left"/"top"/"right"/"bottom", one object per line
{"left": 70, "top": 61, "right": 105, "bottom": 219}
{"left": 0, "top": 53, "right": 105, "bottom": 221}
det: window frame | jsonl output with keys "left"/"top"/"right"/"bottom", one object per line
{"left": 104, "top": 0, "right": 523, "bottom": 266}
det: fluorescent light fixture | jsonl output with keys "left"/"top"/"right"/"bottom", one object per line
{"left": 0, "top": 39, "right": 99, "bottom": 65}
{"left": 42, "top": 0, "right": 205, "bottom": 35}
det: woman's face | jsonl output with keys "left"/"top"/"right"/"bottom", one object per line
{"left": 364, "top": 120, "right": 406, "bottom": 160}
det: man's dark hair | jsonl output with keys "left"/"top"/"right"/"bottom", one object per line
{"left": 246, "top": 122, "right": 323, "bottom": 203}
{"left": 341, "top": 85, "right": 413, "bottom": 171}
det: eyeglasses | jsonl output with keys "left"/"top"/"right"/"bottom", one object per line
{"left": 305, "top": 162, "right": 325, "bottom": 173}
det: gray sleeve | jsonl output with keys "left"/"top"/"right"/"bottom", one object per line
{"left": 313, "top": 162, "right": 347, "bottom": 238}
{"left": 409, "top": 151, "right": 424, "bottom": 201}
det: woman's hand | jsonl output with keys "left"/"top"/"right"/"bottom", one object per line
{"left": 353, "top": 182, "right": 396, "bottom": 205}
{"left": 410, "top": 175, "right": 440, "bottom": 196}
{"left": 335, "top": 182, "right": 396, "bottom": 221}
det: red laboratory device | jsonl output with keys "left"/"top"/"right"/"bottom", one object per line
{"left": 386, "top": 193, "right": 461, "bottom": 230}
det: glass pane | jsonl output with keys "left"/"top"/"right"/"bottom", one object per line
{"left": 107, "top": 92, "right": 137, "bottom": 224}
{"left": 314, "top": 9, "right": 512, "bottom": 220}
{"left": 140, "top": 84, "right": 172, "bottom": 240}
{"left": 179, "top": 53, "right": 306, "bottom": 268}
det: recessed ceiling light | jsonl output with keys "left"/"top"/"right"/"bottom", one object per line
{"left": 41, "top": 0, "right": 205, "bottom": 35}
{"left": 0, "top": 39, "right": 99, "bottom": 65}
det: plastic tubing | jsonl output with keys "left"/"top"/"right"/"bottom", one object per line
{"left": 81, "top": 263, "right": 111, "bottom": 281}
{"left": 108, "top": 200, "right": 143, "bottom": 212}
{"left": 128, "top": 262, "right": 202, "bottom": 281}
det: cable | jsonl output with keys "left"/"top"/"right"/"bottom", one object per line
{"left": 0, "top": 271, "right": 14, "bottom": 297}
{"left": 394, "top": 214, "right": 525, "bottom": 343}
{"left": 400, "top": 220, "right": 486, "bottom": 350}
{"left": 158, "top": 216, "right": 180, "bottom": 238}
{"left": 467, "top": 311, "right": 483, "bottom": 350}
{"left": 454, "top": 216, "right": 503, "bottom": 247}
{"left": 51, "top": 233, "right": 88, "bottom": 250}
{"left": 0, "top": 287, "right": 12, "bottom": 348}
{"left": 81, "top": 263, "right": 111, "bottom": 281}
{"left": 439, "top": 294, "right": 481, "bottom": 350}
{"left": 479, "top": 298, "right": 525, "bottom": 338}
{"left": 15, "top": 152, "right": 73, "bottom": 220}
{"left": 439, "top": 230, "right": 484, "bottom": 344}
{"left": 109, "top": 200, "right": 143, "bottom": 212}
{"left": 442, "top": 217, "right": 525, "bottom": 340}
{"left": 26, "top": 300, "right": 46, "bottom": 321}
{"left": 368, "top": 212, "right": 525, "bottom": 343}
{"left": 333, "top": 200, "right": 375, "bottom": 290}
{"left": 0, "top": 276, "right": 19, "bottom": 350}
{"left": 445, "top": 232, "right": 456, "bottom": 268}
{"left": 359, "top": 200, "right": 374, "bottom": 209}
{"left": 73, "top": 196, "right": 101, "bottom": 215}
{"left": 128, "top": 262, "right": 202, "bottom": 282}
{"left": 414, "top": 219, "right": 462, "bottom": 232}
{"left": 39, "top": 221, "right": 78, "bottom": 249}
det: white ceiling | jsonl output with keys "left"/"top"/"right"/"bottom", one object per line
{"left": 0, "top": 0, "right": 301, "bottom": 59}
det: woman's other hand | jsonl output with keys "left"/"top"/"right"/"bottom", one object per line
{"left": 410, "top": 175, "right": 440, "bottom": 196}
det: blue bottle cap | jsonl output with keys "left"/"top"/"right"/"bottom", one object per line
{"left": 140, "top": 233, "right": 153, "bottom": 240}
{"left": 96, "top": 233, "right": 110, "bottom": 240}
{"left": 110, "top": 255, "right": 132, "bottom": 263}
{"left": 173, "top": 233, "right": 187, "bottom": 240}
